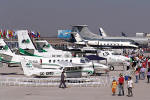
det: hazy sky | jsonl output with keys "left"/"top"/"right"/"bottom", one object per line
{"left": 0, "top": 0, "right": 150, "bottom": 37}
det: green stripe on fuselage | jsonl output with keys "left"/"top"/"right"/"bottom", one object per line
{"left": 19, "top": 48, "right": 42, "bottom": 57}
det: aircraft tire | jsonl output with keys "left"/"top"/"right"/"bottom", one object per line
{"left": 109, "top": 66, "right": 114, "bottom": 71}
{"left": 8, "top": 64, "right": 11, "bottom": 67}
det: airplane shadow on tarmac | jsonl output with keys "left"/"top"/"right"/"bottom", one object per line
{"left": 0, "top": 72, "right": 23, "bottom": 75}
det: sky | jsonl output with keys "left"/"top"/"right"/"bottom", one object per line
{"left": 0, "top": 0, "right": 150, "bottom": 37}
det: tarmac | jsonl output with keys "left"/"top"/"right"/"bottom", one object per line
{"left": 0, "top": 63, "right": 150, "bottom": 100}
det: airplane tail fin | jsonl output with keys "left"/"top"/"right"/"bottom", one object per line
{"left": 0, "top": 39, "right": 13, "bottom": 55}
{"left": 71, "top": 32, "right": 84, "bottom": 42}
{"left": 99, "top": 27, "right": 107, "bottom": 37}
{"left": 71, "top": 25, "right": 99, "bottom": 39}
{"left": 17, "top": 30, "right": 36, "bottom": 50}
{"left": 121, "top": 32, "right": 127, "bottom": 37}
{"left": 20, "top": 59, "right": 35, "bottom": 76}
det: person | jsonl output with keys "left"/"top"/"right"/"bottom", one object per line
{"left": 147, "top": 68, "right": 150, "bottom": 83}
{"left": 59, "top": 70, "right": 67, "bottom": 88}
{"left": 127, "top": 76, "right": 134, "bottom": 97}
{"left": 140, "top": 67, "right": 146, "bottom": 80}
{"left": 111, "top": 78, "right": 118, "bottom": 96}
{"left": 118, "top": 73, "right": 124, "bottom": 96}
{"left": 126, "top": 61, "right": 130, "bottom": 70}
{"left": 135, "top": 68, "right": 139, "bottom": 83}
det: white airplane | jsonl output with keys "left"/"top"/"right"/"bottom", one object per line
{"left": 71, "top": 32, "right": 138, "bottom": 48}
{"left": 17, "top": 30, "right": 72, "bottom": 58}
{"left": 20, "top": 59, "right": 94, "bottom": 77}
{"left": 98, "top": 27, "right": 149, "bottom": 46}
{"left": 0, "top": 39, "right": 95, "bottom": 77}
{"left": 98, "top": 50, "right": 130, "bottom": 70}
{"left": 0, "top": 39, "right": 68, "bottom": 68}
{"left": 16, "top": 30, "right": 109, "bottom": 71}
{"left": 72, "top": 25, "right": 148, "bottom": 47}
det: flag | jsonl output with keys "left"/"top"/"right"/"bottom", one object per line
{"left": 0, "top": 29, "right": 2, "bottom": 38}
{"left": 31, "top": 31, "right": 36, "bottom": 38}
{"left": 36, "top": 32, "right": 40, "bottom": 38}
{"left": 13, "top": 30, "right": 17, "bottom": 38}
{"left": 8, "top": 30, "right": 13, "bottom": 37}
{"left": 3, "top": 30, "right": 6, "bottom": 38}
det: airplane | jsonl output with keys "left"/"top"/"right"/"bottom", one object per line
{"left": 97, "top": 50, "right": 130, "bottom": 70}
{"left": 0, "top": 39, "right": 91, "bottom": 68}
{"left": 0, "top": 39, "right": 97, "bottom": 77}
{"left": 17, "top": 30, "right": 72, "bottom": 58}
{"left": 0, "top": 39, "right": 68, "bottom": 68}
{"left": 20, "top": 59, "right": 94, "bottom": 77}
{"left": 71, "top": 25, "right": 149, "bottom": 47}
{"left": 99, "top": 27, "right": 149, "bottom": 47}
{"left": 70, "top": 32, "right": 138, "bottom": 49}
{"left": 16, "top": 30, "right": 109, "bottom": 72}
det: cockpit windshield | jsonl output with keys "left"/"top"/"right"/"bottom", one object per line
{"left": 80, "top": 58, "right": 90, "bottom": 63}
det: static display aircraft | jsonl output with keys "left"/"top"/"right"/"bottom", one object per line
{"left": 70, "top": 32, "right": 138, "bottom": 49}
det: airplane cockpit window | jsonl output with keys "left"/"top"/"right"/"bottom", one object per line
{"left": 80, "top": 59, "right": 85, "bottom": 63}
{"left": 85, "top": 58, "right": 90, "bottom": 63}
{"left": 103, "top": 52, "right": 110, "bottom": 56}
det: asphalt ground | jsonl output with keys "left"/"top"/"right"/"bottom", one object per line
{"left": 0, "top": 63, "right": 150, "bottom": 100}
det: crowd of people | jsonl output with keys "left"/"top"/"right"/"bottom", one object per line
{"left": 111, "top": 48, "right": 150, "bottom": 97}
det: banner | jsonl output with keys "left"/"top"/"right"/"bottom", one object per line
{"left": 57, "top": 30, "right": 71, "bottom": 38}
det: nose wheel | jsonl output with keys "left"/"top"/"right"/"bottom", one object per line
{"left": 109, "top": 66, "right": 114, "bottom": 71}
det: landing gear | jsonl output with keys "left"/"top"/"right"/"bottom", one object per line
{"left": 8, "top": 64, "right": 11, "bottom": 67}
{"left": 109, "top": 66, "right": 114, "bottom": 71}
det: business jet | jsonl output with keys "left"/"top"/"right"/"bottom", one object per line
{"left": 97, "top": 50, "right": 130, "bottom": 70}
{"left": 70, "top": 32, "right": 138, "bottom": 48}
{"left": 71, "top": 25, "right": 148, "bottom": 47}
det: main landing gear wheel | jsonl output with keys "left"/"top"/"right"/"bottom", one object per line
{"left": 109, "top": 66, "right": 114, "bottom": 71}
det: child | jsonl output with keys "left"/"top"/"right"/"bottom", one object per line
{"left": 111, "top": 78, "right": 118, "bottom": 96}
{"left": 127, "top": 76, "right": 134, "bottom": 97}
{"left": 135, "top": 68, "right": 139, "bottom": 83}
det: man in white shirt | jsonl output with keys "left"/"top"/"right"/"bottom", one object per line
{"left": 127, "top": 76, "right": 134, "bottom": 97}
